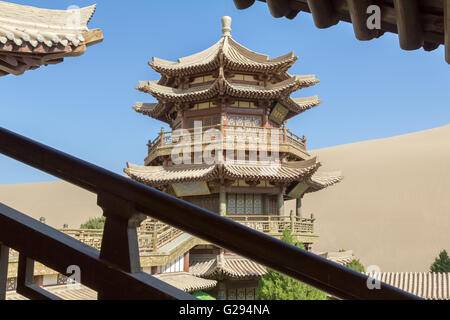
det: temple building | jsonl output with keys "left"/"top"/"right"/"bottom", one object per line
{"left": 123, "top": 16, "right": 343, "bottom": 299}
{"left": 0, "top": 1, "right": 103, "bottom": 76}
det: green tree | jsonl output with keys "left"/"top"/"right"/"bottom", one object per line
{"left": 80, "top": 216, "right": 105, "bottom": 229}
{"left": 430, "top": 250, "right": 450, "bottom": 273}
{"left": 345, "top": 259, "right": 365, "bottom": 273}
{"left": 256, "top": 228, "right": 327, "bottom": 300}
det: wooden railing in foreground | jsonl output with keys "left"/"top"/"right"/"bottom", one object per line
{"left": 61, "top": 219, "right": 184, "bottom": 253}
{"left": 0, "top": 127, "right": 420, "bottom": 300}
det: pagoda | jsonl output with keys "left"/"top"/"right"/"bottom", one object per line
{"left": 123, "top": 15, "right": 342, "bottom": 300}
{"left": 127, "top": 16, "right": 341, "bottom": 237}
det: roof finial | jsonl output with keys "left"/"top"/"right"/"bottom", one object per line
{"left": 222, "top": 16, "right": 232, "bottom": 37}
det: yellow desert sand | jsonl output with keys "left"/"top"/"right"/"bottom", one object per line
{"left": 1, "top": 125, "right": 449, "bottom": 272}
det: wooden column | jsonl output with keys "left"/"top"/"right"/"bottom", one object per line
{"left": 219, "top": 190, "right": 227, "bottom": 216}
{"left": 296, "top": 197, "right": 302, "bottom": 218}
{"left": 0, "top": 244, "right": 9, "bottom": 300}
{"left": 184, "top": 251, "right": 190, "bottom": 272}
{"left": 277, "top": 193, "right": 285, "bottom": 216}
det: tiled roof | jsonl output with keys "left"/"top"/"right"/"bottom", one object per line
{"left": 6, "top": 284, "right": 97, "bottom": 300}
{"left": 281, "top": 95, "right": 322, "bottom": 116}
{"left": 315, "top": 250, "right": 357, "bottom": 266}
{"left": 125, "top": 159, "right": 321, "bottom": 186}
{"left": 366, "top": 272, "right": 450, "bottom": 300}
{"left": 190, "top": 251, "right": 358, "bottom": 280}
{"left": 190, "top": 254, "right": 267, "bottom": 280}
{"left": 136, "top": 74, "right": 318, "bottom": 104}
{"left": 0, "top": 1, "right": 103, "bottom": 76}
{"left": 154, "top": 272, "right": 217, "bottom": 292}
{"left": 305, "top": 171, "right": 344, "bottom": 193}
{"left": 135, "top": 16, "right": 321, "bottom": 122}
{"left": 149, "top": 17, "right": 298, "bottom": 77}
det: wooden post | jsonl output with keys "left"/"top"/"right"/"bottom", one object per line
{"left": 184, "top": 251, "right": 190, "bottom": 272}
{"left": 296, "top": 197, "right": 302, "bottom": 218}
{"left": 152, "top": 227, "right": 158, "bottom": 251}
{"left": 160, "top": 127, "right": 165, "bottom": 146}
{"left": 0, "top": 244, "right": 9, "bottom": 300}
{"left": 97, "top": 193, "right": 146, "bottom": 275}
{"left": 290, "top": 210, "right": 295, "bottom": 232}
{"left": 219, "top": 190, "right": 227, "bottom": 216}
{"left": 277, "top": 193, "right": 284, "bottom": 216}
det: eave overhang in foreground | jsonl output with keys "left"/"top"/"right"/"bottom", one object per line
{"left": 233, "top": 0, "right": 449, "bottom": 64}
{"left": 0, "top": 1, "right": 103, "bottom": 76}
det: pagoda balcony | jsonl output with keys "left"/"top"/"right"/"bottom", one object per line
{"left": 145, "top": 124, "right": 309, "bottom": 164}
{"left": 67, "top": 214, "right": 315, "bottom": 251}
{"left": 7, "top": 215, "right": 315, "bottom": 258}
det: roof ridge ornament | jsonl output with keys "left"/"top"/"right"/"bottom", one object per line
{"left": 221, "top": 16, "right": 232, "bottom": 37}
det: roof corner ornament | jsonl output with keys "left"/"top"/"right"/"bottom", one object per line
{"left": 221, "top": 16, "right": 232, "bottom": 37}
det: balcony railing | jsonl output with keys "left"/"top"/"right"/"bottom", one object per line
{"left": 56, "top": 215, "right": 314, "bottom": 255}
{"left": 147, "top": 124, "right": 307, "bottom": 161}
{"left": 225, "top": 215, "right": 315, "bottom": 236}
{"left": 60, "top": 219, "right": 185, "bottom": 254}
{"left": 0, "top": 127, "right": 420, "bottom": 300}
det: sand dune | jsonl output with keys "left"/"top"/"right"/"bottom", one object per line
{"left": 1, "top": 125, "right": 449, "bottom": 272}
{"left": 0, "top": 181, "right": 102, "bottom": 229}
{"left": 296, "top": 124, "right": 450, "bottom": 272}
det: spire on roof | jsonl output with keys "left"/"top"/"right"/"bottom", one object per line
{"left": 222, "top": 16, "right": 232, "bottom": 37}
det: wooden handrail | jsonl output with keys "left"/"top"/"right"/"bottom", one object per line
{"left": 0, "top": 203, "right": 193, "bottom": 300}
{"left": 0, "top": 127, "right": 420, "bottom": 300}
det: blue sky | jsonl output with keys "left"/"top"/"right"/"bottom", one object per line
{"left": 1, "top": 0, "right": 449, "bottom": 184}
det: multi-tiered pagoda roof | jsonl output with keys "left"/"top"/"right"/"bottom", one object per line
{"left": 126, "top": 16, "right": 342, "bottom": 201}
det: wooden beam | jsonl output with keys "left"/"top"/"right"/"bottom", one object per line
{"left": 82, "top": 29, "right": 104, "bottom": 47}
{"left": 233, "top": 0, "right": 255, "bottom": 10}
{"left": 347, "top": 0, "right": 378, "bottom": 40}
{"left": 445, "top": 0, "right": 450, "bottom": 63}
{"left": 266, "top": 0, "right": 291, "bottom": 18}
{"left": 306, "top": 0, "right": 338, "bottom": 28}
{"left": 393, "top": 0, "right": 424, "bottom": 50}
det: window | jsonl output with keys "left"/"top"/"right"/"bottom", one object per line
{"left": 231, "top": 74, "right": 256, "bottom": 82}
{"left": 187, "top": 116, "right": 221, "bottom": 129}
{"left": 190, "top": 75, "right": 215, "bottom": 85}
{"left": 227, "top": 194, "right": 263, "bottom": 215}
{"left": 228, "top": 115, "right": 261, "bottom": 127}
{"left": 190, "top": 101, "right": 217, "bottom": 110}
{"left": 229, "top": 100, "right": 257, "bottom": 109}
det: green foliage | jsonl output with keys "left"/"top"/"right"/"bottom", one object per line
{"left": 256, "top": 228, "right": 327, "bottom": 300}
{"left": 345, "top": 259, "right": 365, "bottom": 273}
{"left": 80, "top": 216, "right": 105, "bottom": 229}
{"left": 430, "top": 250, "right": 450, "bottom": 273}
